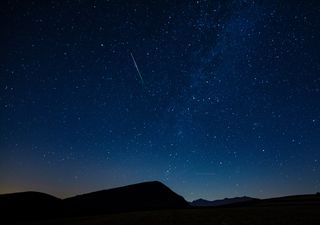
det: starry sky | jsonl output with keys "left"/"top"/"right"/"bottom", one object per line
{"left": 1, "top": 0, "right": 320, "bottom": 201}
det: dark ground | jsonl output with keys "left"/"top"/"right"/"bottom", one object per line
{"left": 2, "top": 190, "right": 319, "bottom": 225}
{"left": 12, "top": 204, "right": 319, "bottom": 225}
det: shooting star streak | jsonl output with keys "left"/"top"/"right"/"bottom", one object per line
{"left": 130, "top": 52, "right": 144, "bottom": 86}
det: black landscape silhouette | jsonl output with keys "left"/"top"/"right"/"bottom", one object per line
{"left": 0, "top": 191, "right": 61, "bottom": 221}
{"left": 190, "top": 196, "right": 259, "bottom": 207}
{"left": 1, "top": 181, "right": 189, "bottom": 223}
{"left": 63, "top": 181, "right": 189, "bottom": 215}
{"left": 1, "top": 181, "right": 320, "bottom": 225}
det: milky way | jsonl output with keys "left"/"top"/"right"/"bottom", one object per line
{"left": 1, "top": 0, "right": 320, "bottom": 200}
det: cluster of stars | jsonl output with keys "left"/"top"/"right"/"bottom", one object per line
{"left": 1, "top": 0, "right": 320, "bottom": 200}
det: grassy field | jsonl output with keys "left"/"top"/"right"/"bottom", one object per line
{"left": 21, "top": 205, "right": 319, "bottom": 225}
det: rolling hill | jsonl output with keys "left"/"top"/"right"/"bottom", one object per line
{"left": 63, "top": 181, "right": 189, "bottom": 215}
{"left": 1, "top": 182, "right": 319, "bottom": 224}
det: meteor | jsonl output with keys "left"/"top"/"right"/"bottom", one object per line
{"left": 130, "top": 52, "right": 144, "bottom": 86}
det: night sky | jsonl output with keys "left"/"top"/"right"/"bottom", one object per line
{"left": 1, "top": 0, "right": 320, "bottom": 201}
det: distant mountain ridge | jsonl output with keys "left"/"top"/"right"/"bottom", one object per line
{"left": 191, "top": 196, "right": 258, "bottom": 207}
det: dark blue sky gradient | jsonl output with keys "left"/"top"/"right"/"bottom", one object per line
{"left": 1, "top": 0, "right": 320, "bottom": 201}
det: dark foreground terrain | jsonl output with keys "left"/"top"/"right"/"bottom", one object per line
{"left": 14, "top": 204, "right": 320, "bottom": 225}
{"left": 1, "top": 181, "right": 319, "bottom": 225}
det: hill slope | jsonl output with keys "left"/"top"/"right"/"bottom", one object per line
{"left": 63, "top": 181, "right": 189, "bottom": 215}
{"left": 0, "top": 191, "right": 61, "bottom": 221}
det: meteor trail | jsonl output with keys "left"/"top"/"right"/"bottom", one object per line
{"left": 130, "top": 52, "right": 144, "bottom": 86}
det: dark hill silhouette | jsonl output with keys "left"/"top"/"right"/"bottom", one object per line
{"left": 0, "top": 191, "right": 61, "bottom": 209}
{"left": 1, "top": 182, "right": 319, "bottom": 224}
{"left": 0, "top": 191, "right": 61, "bottom": 222}
{"left": 257, "top": 193, "right": 320, "bottom": 206}
{"left": 0, "top": 181, "right": 189, "bottom": 222}
{"left": 63, "top": 181, "right": 189, "bottom": 215}
{"left": 191, "top": 196, "right": 258, "bottom": 207}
